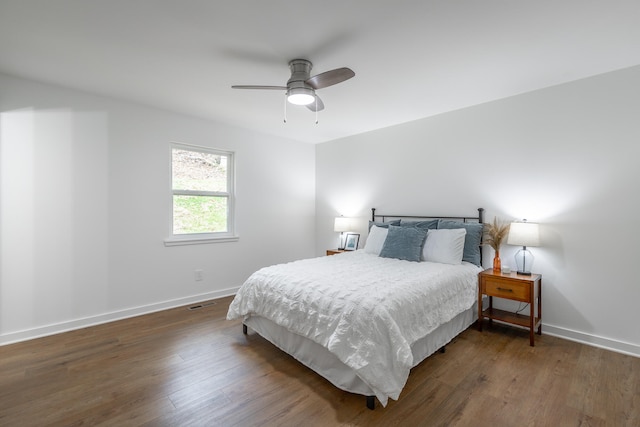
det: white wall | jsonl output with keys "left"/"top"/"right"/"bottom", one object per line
{"left": 316, "top": 66, "right": 640, "bottom": 356}
{"left": 0, "top": 73, "right": 316, "bottom": 344}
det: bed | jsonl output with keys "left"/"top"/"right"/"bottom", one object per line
{"left": 227, "top": 208, "right": 485, "bottom": 409}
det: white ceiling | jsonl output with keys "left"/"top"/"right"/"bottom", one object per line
{"left": 1, "top": 1, "right": 639, "bottom": 144}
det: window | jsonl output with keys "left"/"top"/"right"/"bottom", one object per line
{"left": 165, "top": 143, "right": 237, "bottom": 245}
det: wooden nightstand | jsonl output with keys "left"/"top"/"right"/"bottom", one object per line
{"left": 326, "top": 249, "right": 346, "bottom": 256}
{"left": 478, "top": 268, "right": 542, "bottom": 346}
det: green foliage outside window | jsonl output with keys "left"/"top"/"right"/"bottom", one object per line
{"left": 172, "top": 147, "right": 231, "bottom": 234}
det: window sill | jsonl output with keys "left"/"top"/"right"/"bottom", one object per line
{"left": 164, "top": 234, "right": 239, "bottom": 247}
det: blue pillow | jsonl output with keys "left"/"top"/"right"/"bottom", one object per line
{"left": 399, "top": 219, "right": 438, "bottom": 230}
{"left": 379, "top": 225, "right": 427, "bottom": 262}
{"left": 437, "top": 220, "right": 484, "bottom": 266}
{"left": 368, "top": 219, "right": 401, "bottom": 230}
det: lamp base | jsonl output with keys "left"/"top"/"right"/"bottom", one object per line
{"left": 514, "top": 247, "right": 534, "bottom": 276}
{"left": 338, "top": 232, "right": 346, "bottom": 250}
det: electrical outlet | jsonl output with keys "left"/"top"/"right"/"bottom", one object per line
{"left": 194, "top": 269, "right": 204, "bottom": 281}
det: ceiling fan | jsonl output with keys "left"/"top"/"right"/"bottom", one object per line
{"left": 231, "top": 59, "right": 355, "bottom": 112}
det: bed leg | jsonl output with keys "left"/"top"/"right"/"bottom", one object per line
{"left": 242, "top": 324, "right": 247, "bottom": 335}
{"left": 440, "top": 345, "right": 446, "bottom": 353}
{"left": 366, "top": 395, "right": 375, "bottom": 410}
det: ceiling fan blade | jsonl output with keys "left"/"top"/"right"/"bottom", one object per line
{"left": 231, "top": 85, "right": 287, "bottom": 90}
{"left": 306, "top": 96, "right": 325, "bottom": 112}
{"left": 306, "top": 67, "right": 355, "bottom": 90}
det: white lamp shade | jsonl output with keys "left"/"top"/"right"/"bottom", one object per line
{"left": 507, "top": 221, "right": 540, "bottom": 247}
{"left": 334, "top": 217, "right": 351, "bottom": 232}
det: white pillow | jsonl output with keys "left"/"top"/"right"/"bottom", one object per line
{"left": 423, "top": 228, "right": 467, "bottom": 264}
{"left": 363, "top": 225, "right": 389, "bottom": 255}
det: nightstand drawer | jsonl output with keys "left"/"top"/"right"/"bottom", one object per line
{"left": 484, "top": 280, "right": 528, "bottom": 301}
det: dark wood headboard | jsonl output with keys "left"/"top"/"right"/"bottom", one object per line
{"left": 371, "top": 207, "right": 485, "bottom": 264}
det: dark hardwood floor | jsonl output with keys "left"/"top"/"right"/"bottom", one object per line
{"left": 1, "top": 296, "right": 638, "bottom": 426}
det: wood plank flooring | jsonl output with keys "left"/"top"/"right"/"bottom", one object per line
{"left": 1, "top": 296, "right": 639, "bottom": 426}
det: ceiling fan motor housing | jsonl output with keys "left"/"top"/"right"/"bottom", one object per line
{"left": 287, "top": 59, "right": 313, "bottom": 86}
{"left": 286, "top": 59, "right": 316, "bottom": 103}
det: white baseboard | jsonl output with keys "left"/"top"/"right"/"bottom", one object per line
{"left": 543, "top": 323, "right": 640, "bottom": 358}
{"left": 0, "top": 287, "right": 240, "bottom": 346}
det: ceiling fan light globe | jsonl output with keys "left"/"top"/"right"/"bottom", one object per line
{"left": 287, "top": 93, "right": 315, "bottom": 106}
{"left": 287, "top": 88, "right": 315, "bottom": 106}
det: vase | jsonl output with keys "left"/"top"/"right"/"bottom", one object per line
{"left": 493, "top": 251, "right": 501, "bottom": 272}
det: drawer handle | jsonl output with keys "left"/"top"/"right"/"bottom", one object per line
{"left": 497, "top": 287, "right": 514, "bottom": 293}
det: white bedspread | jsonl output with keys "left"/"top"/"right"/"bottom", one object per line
{"left": 227, "top": 250, "right": 482, "bottom": 406}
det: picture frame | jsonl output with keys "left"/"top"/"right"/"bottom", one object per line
{"left": 344, "top": 233, "right": 360, "bottom": 251}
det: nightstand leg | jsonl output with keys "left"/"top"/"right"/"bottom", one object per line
{"left": 537, "top": 279, "right": 542, "bottom": 335}
{"left": 488, "top": 296, "right": 493, "bottom": 326}
{"left": 530, "top": 294, "right": 535, "bottom": 346}
{"left": 478, "top": 286, "right": 483, "bottom": 331}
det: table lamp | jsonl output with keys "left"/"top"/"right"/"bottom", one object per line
{"left": 334, "top": 216, "right": 351, "bottom": 250}
{"left": 507, "top": 220, "right": 540, "bottom": 275}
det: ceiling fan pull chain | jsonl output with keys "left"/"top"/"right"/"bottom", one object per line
{"left": 315, "top": 97, "right": 319, "bottom": 124}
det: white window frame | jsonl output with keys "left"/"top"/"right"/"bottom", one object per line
{"left": 164, "top": 142, "right": 238, "bottom": 246}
